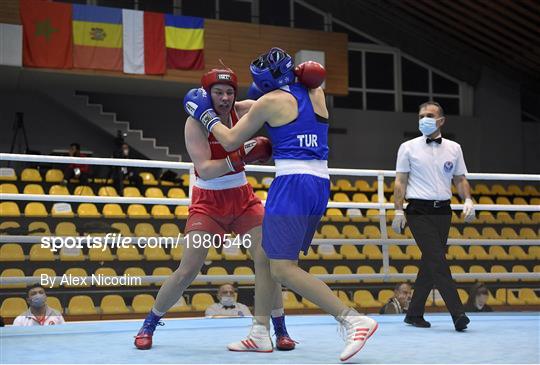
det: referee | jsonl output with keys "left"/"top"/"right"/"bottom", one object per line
{"left": 392, "top": 101, "right": 475, "bottom": 331}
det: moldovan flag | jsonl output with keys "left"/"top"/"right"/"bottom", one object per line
{"left": 72, "top": 5, "right": 122, "bottom": 71}
{"left": 165, "top": 14, "right": 204, "bottom": 70}
{"left": 20, "top": 0, "right": 73, "bottom": 69}
{"left": 122, "top": 9, "right": 165, "bottom": 75}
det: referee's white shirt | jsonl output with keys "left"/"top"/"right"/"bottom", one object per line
{"left": 396, "top": 135, "right": 467, "bottom": 200}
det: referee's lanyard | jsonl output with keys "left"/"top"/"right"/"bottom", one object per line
{"left": 32, "top": 315, "right": 48, "bottom": 325}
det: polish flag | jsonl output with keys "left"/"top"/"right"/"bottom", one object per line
{"left": 122, "top": 9, "right": 165, "bottom": 75}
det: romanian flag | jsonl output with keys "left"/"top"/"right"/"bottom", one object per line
{"left": 165, "top": 15, "right": 204, "bottom": 70}
{"left": 72, "top": 5, "right": 123, "bottom": 71}
{"left": 20, "top": 0, "right": 73, "bottom": 69}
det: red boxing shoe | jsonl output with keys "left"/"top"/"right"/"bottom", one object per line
{"left": 276, "top": 335, "right": 298, "bottom": 351}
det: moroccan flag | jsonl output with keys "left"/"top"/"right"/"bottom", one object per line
{"left": 122, "top": 9, "right": 165, "bottom": 75}
{"left": 20, "top": 0, "right": 73, "bottom": 69}
{"left": 165, "top": 14, "right": 204, "bottom": 70}
{"left": 72, "top": 4, "right": 123, "bottom": 71}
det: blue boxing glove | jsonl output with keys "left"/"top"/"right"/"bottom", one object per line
{"left": 183, "top": 88, "right": 220, "bottom": 132}
{"left": 247, "top": 82, "right": 264, "bottom": 100}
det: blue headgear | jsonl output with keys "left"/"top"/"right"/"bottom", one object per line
{"left": 250, "top": 47, "right": 295, "bottom": 93}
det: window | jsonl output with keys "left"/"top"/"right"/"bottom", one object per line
{"left": 332, "top": 22, "right": 376, "bottom": 44}
{"left": 401, "top": 58, "right": 428, "bottom": 93}
{"left": 220, "top": 0, "right": 252, "bottom": 22}
{"left": 432, "top": 72, "right": 459, "bottom": 94}
{"left": 260, "top": 0, "right": 290, "bottom": 26}
{"left": 365, "top": 52, "right": 394, "bottom": 90}
{"left": 403, "top": 95, "right": 430, "bottom": 113}
{"left": 433, "top": 97, "right": 460, "bottom": 116}
{"left": 294, "top": 2, "right": 325, "bottom": 30}
{"left": 334, "top": 91, "right": 363, "bottom": 109}
{"left": 182, "top": 0, "right": 216, "bottom": 19}
{"left": 348, "top": 51, "right": 362, "bottom": 88}
{"left": 366, "top": 93, "right": 395, "bottom": 112}
{"left": 139, "top": 0, "right": 173, "bottom": 13}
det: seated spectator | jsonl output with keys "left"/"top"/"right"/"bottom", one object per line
{"left": 379, "top": 283, "right": 412, "bottom": 314}
{"left": 112, "top": 143, "right": 142, "bottom": 193}
{"left": 465, "top": 282, "right": 493, "bottom": 312}
{"left": 63, "top": 142, "right": 90, "bottom": 185}
{"left": 205, "top": 283, "right": 252, "bottom": 318}
{"left": 12, "top": 284, "right": 65, "bottom": 326}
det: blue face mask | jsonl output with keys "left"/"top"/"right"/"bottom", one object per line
{"left": 29, "top": 293, "right": 47, "bottom": 308}
{"left": 418, "top": 117, "right": 439, "bottom": 136}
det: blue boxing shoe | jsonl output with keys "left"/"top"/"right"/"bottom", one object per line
{"left": 134, "top": 311, "right": 164, "bottom": 350}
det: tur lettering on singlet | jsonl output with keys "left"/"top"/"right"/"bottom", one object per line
{"left": 297, "top": 134, "right": 318, "bottom": 147}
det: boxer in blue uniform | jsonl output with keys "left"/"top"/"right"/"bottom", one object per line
{"left": 183, "top": 48, "right": 378, "bottom": 362}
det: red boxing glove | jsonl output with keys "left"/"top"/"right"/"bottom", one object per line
{"left": 226, "top": 136, "right": 272, "bottom": 172}
{"left": 294, "top": 61, "right": 326, "bottom": 89}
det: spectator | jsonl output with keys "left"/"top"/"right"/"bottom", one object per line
{"left": 63, "top": 142, "right": 90, "bottom": 185}
{"left": 465, "top": 283, "right": 493, "bottom": 312}
{"left": 112, "top": 143, "right": 143, "bottom": 194}
{"left": 379, "top": 283, "right": 413, "bottom": 314}
{"left": 205, "top": 284, "right": 252, "bottom": 318}
{"left": 12, "top": 284, "right": 65, "bottom": 326}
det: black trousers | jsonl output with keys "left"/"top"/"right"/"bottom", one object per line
{"left": 405, "top": 201, "right": 464, "bottom": 317}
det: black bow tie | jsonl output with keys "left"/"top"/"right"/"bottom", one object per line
{"left": 426, "top": 137, "right": 442, "bottom": 144}
{"left": 223, "top": 305, "right": 236, "bottom": 309}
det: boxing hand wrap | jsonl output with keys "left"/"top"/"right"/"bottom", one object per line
{"left": 225, "top": 136, "right": 272, "bottom": 172}
{"left": 247, "top": 82, "right": 264, "bottom": 100}
{"left": 183, "top": 88, "right": 220, "bottom": 132}
{"left": 294, "top": 61, "right": 326, "bottom": 89}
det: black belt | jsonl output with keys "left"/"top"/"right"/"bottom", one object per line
{"left": 408, "top": 199, "right": 451, "bottom": 208}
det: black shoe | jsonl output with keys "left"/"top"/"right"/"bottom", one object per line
{"left": 453, "top": 314, "right": 470, "bottom": 332}
{"left": 404, "top": 316, "right": 431, "bottom": 328}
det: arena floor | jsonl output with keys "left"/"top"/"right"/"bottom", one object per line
{"left": 1, "top": 313, "right": 539, "bottom": 364}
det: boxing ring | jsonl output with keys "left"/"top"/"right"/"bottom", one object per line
{"left": 1, "top": 153, "right": 539, "bottom": 363}
{"left": 2, "top": 314, "right": 539, "bottom": 363}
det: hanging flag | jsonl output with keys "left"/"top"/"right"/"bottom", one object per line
{"left": 20, "top": 0, "right": 73, "bottom": 69}
{"left": 72, "top": 4, "right": 123, "bottom": 71}
{"left": 122, "top": 9, "right": 165, "bottom": 75}
{"left": 165, "top": 14, "right": 204, "bottom": 70}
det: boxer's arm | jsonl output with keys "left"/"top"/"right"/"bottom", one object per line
{"left": 184, "top": 117, "right": 231, "bottom": 180}
{"left": 211, "top": 96, "right": 276, "bottom": 152}
{"left": 234, "top": 99, "right": 256, "bottom": 118}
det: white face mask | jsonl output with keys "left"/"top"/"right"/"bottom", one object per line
{"left": 418, "top": 117, "right": 439, "bottom": 136}
{"left": 220, "top": 296, "right": 235, "bottom": 307}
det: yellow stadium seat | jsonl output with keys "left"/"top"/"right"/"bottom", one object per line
{"left": 486, "top": 290, "right": 503, "bottom": 306}
{"left": 191, "top": 293, "right": 215, "bottom": 311}
{"left": 282, "top": 291, "right": 304, "bottom": 309}
{"left": 73, "top": 186, "right": 94, "bottom": 196}
{"left": 481, "top": 227, "right": 500, "bottom": 239}
{"left": 468, "top": 246, "right": 493, "bottom": 260}
{"left": 523, "top": 185, "right": 540, "bottom": 196}
{"left": 33, "top": 268, "right": 57, "bottom": 287}
{"left": 135, "top": 223, "right": 157, "bottom": 237}
{"left": 68, "top": 295, "right": 98, "bottom": 315}
{"left": 501, "top": 227, "right": 519, "bottom": 239}
{"left": 45, "top": 169, "right": 64, "bottom": 183}
{"left": 325, "top": 208, "right": 348, "bottom": 222}
{"left": 354, "top": 290, "right": 380, "bottom": 307}
{"left": 447, "top": 246, "right": 471, "bottom": 260}
{"left": 333, "top": 290, "right": 355, "bottom": 308}
{"left": 252, "top": 190, "right": 266, "bottom": 200}
{"left": 377, "top": 289, "right": 394, "bottom": 304}
{"left": 46, "top": 296, "right": 63, "bottom": 314}
{"left": 330, "top": 180, "right": 338, "bottom": 192}
{"left": 103, "top": 204, "right": 126, "bottom": 218}
{"left": 513, "top": 197, "right": 528, "bottom": 205}
{"left": 342, "top": 225, "right": 364, "bottom": 239}
{"left": 384, "top": 181, "right": 394, "bottom": 193}
{"left": 469, "top": 265, "right": 487, "bottom": 274}
{"left": 357, "top": 265, "right": 377, "bottom": 283}
{"left": 363, "top": 245, "right": 382, "bottom": 260}
{"left": 77, "top": 203, "right": 101, "bottom": 218}
{"left": 507, "top": 184, "right": 524, "bottom": 196}
{"left": 380, "top": 265, "right": 400, "bottom": 283}
{"left": 519, "top": 228, "right": 536, "bottom": 239}
{"left": 127, "top": 204, "right": 150, "bottom": 218}
{"left": 403, "top": 265, "right": 419, "bottom": 281}
{"left": 457, "top": 288, "right": 468, "bottom": 304}
{"left": 462, "top": 227, "right": 481, "bottom": 239}
{"left": 261, "top": 176, "right": 273, "bottom": 189}
{"left": 340, "top": 245, "right": 365, "bottom": 259}
{"left": 1, "top": 297, "right": 28, "bottom": 317}
{"left": 448, "top": 227, "right": 462, "bottom": 238}
{"left": 363, "top": 225, "right": 380, "bottom": 238}
{"left": 333, "top": 265, "right": 354, "bottom": 283}
{"left": 519, "top": 288, "right": 540, "bottom": 305}
{"left": 180, "top": 173, "right": 190, "bottom": 187}
{"left": 167, "top": 188, "right": 186, "bottom": 198}
{"left": 355, "top": 180, "right": 375, "bottom": 192}
{"left": 123, "top": 267, "right": 147, "bottom": 286}
{"left": 144, "top": 247, "right": 171, "bottom": 261}
{"left": 528, "top": 246, "right": 539, "bottom": 260}
{"left": 0, "top": 221, "right": 19, "bottom": 231}
{"left": 309, "top": 266, "right": 331, "bottom": 283}
{"left": 320, "top": 224, "right": 344, "bottom": 239}
{"left": 160, "top": 223, "right": 180, "bottom": 237}
{"left": 509, "top": 246, "right": 528, "bottom": 260}
{"left": 94, "top": 267, "right": 119, "bottom": 287}
{"left": 352, "top": 193, "right": 369, "bottom": 203}
{"left": 0, "top": 167, "right": 17, "bottom": 181}
{"left": 24, "top": 202, "right": 48, "bottom": 217}
{"left": 101, "top": 295, "right": 131, "bottom": 314}
{"left": 206, "top": 247, "right": 222, "bottom": 260}
{"left": 59, "top": 246, "right": 85, "bottom": 261}
{"left": 55, "top": 222, "right": 78, "bottom": 236}
{"left": 490, "top": 265, "right": 511, "bottom": 282}
{"left": 169, "top": 296, "right": 192, "bottom": 312}
{"left": 533, "top": 212, "right": 540, "bottom": 224}
{"left": 132, "top": 294, "right": 155, "bottom": 313}
{"left": 21, "top": 168, "right": 42, "bottom": 182}
{"left": 23, "top": 184, "right": 44, "bottom": 195}
{"left": 98, "top": 186, "right": 118, "bottom": 196}
{"left": 140, "top": 172, "right": 158, "bottom": 186}
{"left": 63, "top": 268, "right": 89, "bottom": 288}
{"left": 370, "top": 194, "right": 386, "bottom": 203}
{"left": 0, "top": 202, "right": 20, "bottom": 217}
{"left": 170, "top": 244, "right": 184, "bottom": 260}
{"left": 222, "top": 245, "right": 247, "bottom": 260}
{"left": 491, "top": 184, "right": 508, "bottom": 196}
{"left": 51, "top": 202, "right": 74, "bottom": 217}
{"left": 389, "top": 245, "right": 409, "bottom": 260}
{"left": 0, "top": 244, "right": 24, "bottom": 261}
{"left": 512, "top": 265, "right": 529, "bottom": 278}
{"left": 175, "top": 205, "right": 189, "bottom": 218}
{"left": 111, "top": 222, "right": 132, "bottom": 236}
{"left": 489, "top": 246, "right": 514, "bottom": 260}
{"left": 1, "top": 268, "right": 26, "bottom": 288}
{"left": 117, "top": 246, "right": 142, "bottom": 261}
{"left": 406, "top": 245, "right": 422, "bottom": 260}
{"left": 145, "top": 187, "right": 164, "bottom": 198}
{"left": 246, "top": 175, "right": 262, "bottom": 189}
{"left": 0, "top": 183, "right": 18, "bottom": 194}
{"left": 233, "top": 266, "right": 254, "bottom": 285}
{"left": 151, "top": 205, "right": 174, "bottom": 219}
{"left": 495, "top": 197, "right": 511, "bottom": 205}
{"left": 302, "top": 297, "right": 318, "bottom": 309}
{"left": 206, "top": 266, "right": 228, "bottom": 284}
{"left": 29, "top": 244, "right": 55, "bottom": 261}
{"left": 123, "top": 187, "right": 142, "bottom": 197}
{"left": 299, "top": 247, "right": 319, "bottom": 260}
{"left": 346, "top": 208, "right": 366, "bottom": 222}
{"left": 496, "top": 212, "right": 514, "bottom": 224}
{"left": 450, "top": 265, "right": 471, "bottom": 282}
{"left": 337, "top": 179, "right": 355, "bottom": 192}
{"left": 333, "top": 192, "right": 350, "bottom": 202}
{"left": 88, "top": 246, "right": 114, "bottom": 261}
{"left": 152, "top": 267, "right": 173, "bottom": 286}
{"left": 477, "top": 211, "right": 497, "bottom": 224}
{"left": 478, "top": 196, "right": 494, "bottom": 205}
{"left": 364, "top": 209, "right": 380, "bottom": 223}
{"left": 318, "top": 244, "right": 343, "bottom": 260}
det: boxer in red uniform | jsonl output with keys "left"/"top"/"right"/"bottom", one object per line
{"left": 134, "top": 67, "right": 296, "bottom": 352}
